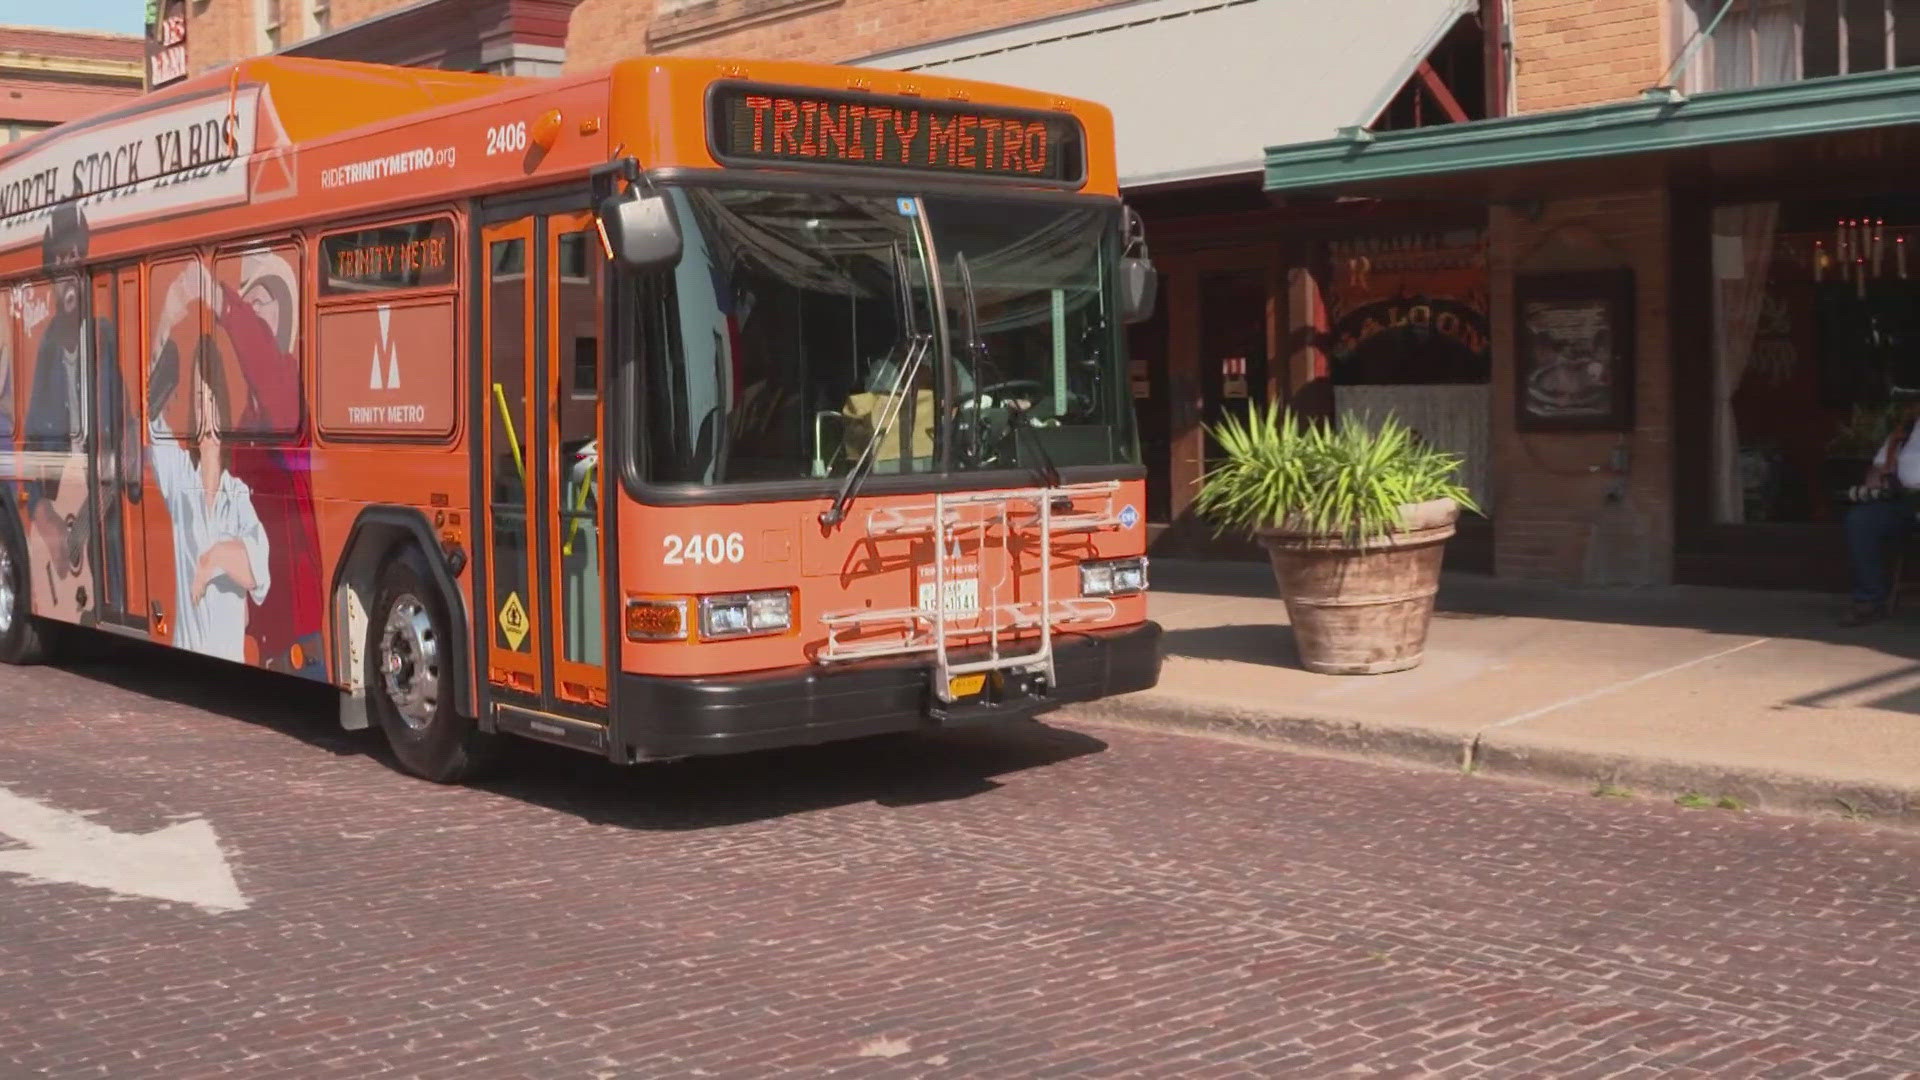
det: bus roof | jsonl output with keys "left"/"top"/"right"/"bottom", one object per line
{"left": 0, "top": 53, "right": 1117, "bottom": 272}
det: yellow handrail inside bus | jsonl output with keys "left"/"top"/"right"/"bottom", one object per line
{"left": 491, "top": 382, "right": 525, "bottom": 480}
{"left": 495, "top": 380, "right": 596, "bottom": 558}
{"left": 562, "top": 460, "right": 595, "bottom": 557}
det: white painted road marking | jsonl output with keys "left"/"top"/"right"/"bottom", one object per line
{"left": 0, "top": 786, "right": 247, "bottom": 913}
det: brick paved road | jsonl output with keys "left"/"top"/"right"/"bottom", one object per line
{"left": 2, "top": 643, "right": 1919, "bottom": 1078}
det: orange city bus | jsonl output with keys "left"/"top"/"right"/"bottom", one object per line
{"left": 0, "top": 54, "right": 1162, "bottom": 781}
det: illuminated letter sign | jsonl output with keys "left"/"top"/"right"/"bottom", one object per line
{"left": 320, "top": 218, "right": 457, "bottom": 295}
{"left": 709, "top": 85, "right": 1085, "bottom": 186}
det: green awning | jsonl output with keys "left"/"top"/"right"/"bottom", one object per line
{"left": 1264, "top": 67, "right": 1920, "bottom": 197}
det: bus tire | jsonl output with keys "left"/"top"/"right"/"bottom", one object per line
{"left": 0, "top": 513, "right": 52, "bottom": 666}
{"left": 367, "top": 547, "right": 502, "bottom": 783}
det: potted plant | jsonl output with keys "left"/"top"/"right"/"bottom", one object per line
{"left": 1193, "top": 404, "right": 1480, "bottom": 675}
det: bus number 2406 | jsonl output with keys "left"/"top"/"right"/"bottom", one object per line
{"left": 485, "top": 121, "right": 528, "bottom": 156}
{"left": 663, "top": 532, "right": 746, "bottom": 565}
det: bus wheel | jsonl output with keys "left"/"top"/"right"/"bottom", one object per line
{"left": 367, "top": 549, "right": 501, "bottom": 783}
{"left": 0, "top": 518, "right": 51, "bottom": 665}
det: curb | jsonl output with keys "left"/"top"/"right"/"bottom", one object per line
{"left": 1056, "top": 693, "right": 1920, "bottom": 832}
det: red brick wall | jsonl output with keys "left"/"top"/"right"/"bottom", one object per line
{"left": 186, "top": 0, "right": 426, "bottom": 73}
{"left": 564, "top": 0, "right": 1123, "bottom": 70}
{"left": 183, "top": 0, "right": 255, "bottom": 74}
{"left": 1489, "top": 2, "right": 1678, "bottom": 584}
{"left": 191, "top": 0, "right": 1125, "bottom": 72}
{"left": 1487, "top": 185, "right": 1674, "bottom": 585}
{"left": 1509, "top": 0, "right": 1669, "bottom": 113}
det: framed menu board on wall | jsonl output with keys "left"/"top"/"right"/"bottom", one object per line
{"left": 1514, "top": 268, "right": 1636, "bottom": 432}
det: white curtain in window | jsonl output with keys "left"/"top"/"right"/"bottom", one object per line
{"left": 1682, "top": 0, "right": 1802, "bottom": 92}
{"left": 1750, "top": 0, "right": 1801, "bottom": 84}
{"left": 1711, "top": 202, "right": 1781, "bottom": 524}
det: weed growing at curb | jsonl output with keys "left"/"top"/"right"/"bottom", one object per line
{"left": 1671, "top": 792, "right": 1747, "bottom": 811}
{"left": 1593, "top": 783, "right": 1633, "bottom": 799}
{"left": 1836, "top": 798, "right": 1872, "bottom": 822}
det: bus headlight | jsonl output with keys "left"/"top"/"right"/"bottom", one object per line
{"left": 1080, "top": 557, "right": 1148, "bottom": 597}
{"left": 699, "top": 590, "right": 794, "bottom": 639}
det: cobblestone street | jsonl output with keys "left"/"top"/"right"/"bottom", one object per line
{"left": 2, "top": 643, "right": 1918, "bottom": 1078}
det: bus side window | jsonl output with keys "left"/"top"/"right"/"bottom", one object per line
{"left": 212, "top": 243, "right": 303, "bottom": 440}
{"left": 146, "top": 256, "right": 206, "bottom": 440}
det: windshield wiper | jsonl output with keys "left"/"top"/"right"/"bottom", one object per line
{"left": 821, "top": 239, "right": 928, "bottom": 529}
{"left": 820, "top": 333, "right": 931, "bottom": 528}
{"left": 950, "top": 252, "right": 986, "bottom": 468}
{"left": 954, "top": 253, "right": 1063, "bottom": 490}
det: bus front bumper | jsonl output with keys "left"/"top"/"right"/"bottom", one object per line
{"left": 611, "top": 621, "right": 1162, "bottom": 762}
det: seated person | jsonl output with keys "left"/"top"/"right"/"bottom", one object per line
{"left": 839, "top": 346, "right": 938, "bottom": 473}
{"left": 1842, "top": 405, "right": 1920, "bottom": 626}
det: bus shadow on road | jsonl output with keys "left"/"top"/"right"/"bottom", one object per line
{"left": 51, "top": 635, "right": 1108, "bottom": 829}
{"left": 475, "top": 721, "right": 1110, "bottom": 832}
{"left": 52, "top": 635, "right": 372, "bottom": 758}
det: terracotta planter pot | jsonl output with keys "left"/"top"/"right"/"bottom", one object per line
{"left": 1255, "top": 498, "right": 1459, "bottom": 675}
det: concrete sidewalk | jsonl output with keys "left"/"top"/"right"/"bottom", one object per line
{"left": 1061, "top": 560, "right": 1920, "bottom": 829}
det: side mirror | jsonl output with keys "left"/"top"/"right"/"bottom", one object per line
{"left": 1117, "top": 205, "right": 1158, "bottom": 325}
{"left": 1119, "top": 257, "right": 1158, "bottom": 325}
{"left": 598, "top": 188, "right": 683, "bottom": 271}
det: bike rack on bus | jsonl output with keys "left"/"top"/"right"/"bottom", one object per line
{"left": 816, "top": 481, "right": 1123, "bottom": 702}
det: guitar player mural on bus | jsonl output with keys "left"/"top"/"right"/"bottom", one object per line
{"left": 147, "top": 252, "right": 322, "bottom": 674}
{"left": 18, "top": 203, "right": 135, "bottom": 625}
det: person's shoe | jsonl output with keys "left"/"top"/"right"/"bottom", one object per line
{"left": 1839, "top": 602, "right": 1888, "bottom": 628}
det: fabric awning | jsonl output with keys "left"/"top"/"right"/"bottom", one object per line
{"left": 859, "top": 0, "right": 1475, "bottom": 188}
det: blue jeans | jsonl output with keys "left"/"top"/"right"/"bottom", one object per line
{"left": 1846, "top": 498, "right": 1917, "bottom": 606}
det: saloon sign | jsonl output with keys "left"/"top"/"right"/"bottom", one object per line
{"left": 146, "top": 0, "right": 188, "bottom": 90}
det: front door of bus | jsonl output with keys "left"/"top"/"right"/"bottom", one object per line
{"left": 480, "top": 211, "right": 610, "bottom": 727}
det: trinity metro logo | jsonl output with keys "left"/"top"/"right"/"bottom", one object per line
{"left": 344, "top": 303, "right": 428, "bottom": 429}
{"left": 369, "top": 304, "right": 401, "bottom": 391}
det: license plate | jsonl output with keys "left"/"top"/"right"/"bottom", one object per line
{"left": 917, "top": 578, "right": 980, "bottom": 615}
{"left": 948, "top": 673, "right": 987, "bottom": 698}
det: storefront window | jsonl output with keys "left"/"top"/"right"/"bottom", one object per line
{"left": 1711, "top": 198, "right": 1920, "bottom": 523}
{"left": 1325, "top": 229, "right": 1493, "bottom": 509}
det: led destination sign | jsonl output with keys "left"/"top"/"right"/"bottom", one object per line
{"left": 710, "top": 85, "right": 1085, "bottom": 185}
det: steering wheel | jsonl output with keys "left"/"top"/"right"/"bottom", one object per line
{"left": 977, "top": 379, "right": 1047, "bottom": 407}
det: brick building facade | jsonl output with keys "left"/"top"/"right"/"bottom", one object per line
{"left": 0, "top": 25, "right": 143, "bottom": 144}
{"left": 1270, "top": 0, "right": 1920, "bottom": 592}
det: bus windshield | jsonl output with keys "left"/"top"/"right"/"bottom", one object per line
{"left": 635, "top": 185, "right": 1137, "bottom": 488}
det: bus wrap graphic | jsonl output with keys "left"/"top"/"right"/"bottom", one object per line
{"left": 0, "top": 87, "right": 291, "bottom": 252}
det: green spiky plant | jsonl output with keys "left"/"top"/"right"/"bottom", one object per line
{"left": 1193, "top": 402, "right": 1480, "bottom": 546}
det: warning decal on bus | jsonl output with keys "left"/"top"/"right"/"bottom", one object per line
{"left": 498, "top": 592, "right": 529, "bottom": 651}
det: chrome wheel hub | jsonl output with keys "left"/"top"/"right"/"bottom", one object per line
{"left": 379, "top": 595, "right": 439, "bottom": 731}
{"left": 0, "top": 546, "right": 13, "bottom": 635}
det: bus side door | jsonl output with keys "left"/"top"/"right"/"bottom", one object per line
{"left": 478, "top": 208, "right": 611, "bottom": 738}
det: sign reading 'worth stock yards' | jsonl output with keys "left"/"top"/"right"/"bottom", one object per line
{"left": 0, "top": 87, "right": 291, "bottom": 251}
